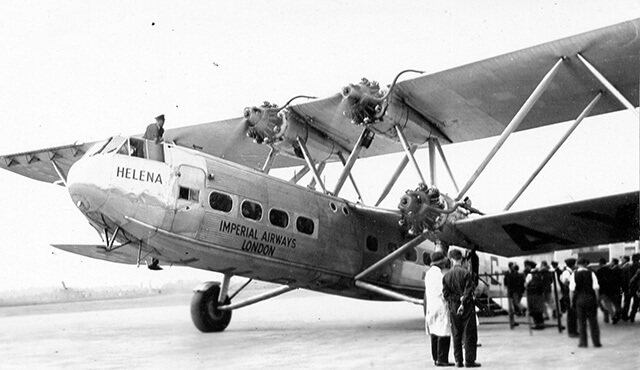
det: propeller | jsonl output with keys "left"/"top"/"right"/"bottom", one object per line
{"left": 221, "top": 109, "right": 256, "bottom": 160}
{"left": 222, "top": 96, "right": 317, "bottom": 160}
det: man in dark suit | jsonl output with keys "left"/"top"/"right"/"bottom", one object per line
{"left": 569, "top": 257, "right": 601, "bottom": 348}
{"left": 443, "top": 249, "right": 480, "bottom": 368}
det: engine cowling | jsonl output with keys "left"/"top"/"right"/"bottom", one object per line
{"left": 240, "top": 102, "right": 340, "bottom": 160}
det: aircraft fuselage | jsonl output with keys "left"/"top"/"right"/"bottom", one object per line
{"left": 66, "top": 137, "right": 435, "bottom": 300}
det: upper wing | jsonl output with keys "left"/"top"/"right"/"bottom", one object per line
{"left": 3, "top": 19, "right": 638, "bottom": 180}
{"left": 289, "top": 17, "right": 640, "bottom": 149}
{"left": 452, "top": 191, "right": 639, "bottom": 257}
{"left": 0, "top": 142, "right": 98, "bottom": 184}
{"left": 392, "top": 18, "right": 640, "bottom": 143}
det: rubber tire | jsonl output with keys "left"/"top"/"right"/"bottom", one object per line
{"left": 191, "top": 285, "right": 232, "bottom": 332}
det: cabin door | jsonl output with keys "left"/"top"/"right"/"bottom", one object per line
{"left": 172, "top": 165, "right": 206, "bottom": 235}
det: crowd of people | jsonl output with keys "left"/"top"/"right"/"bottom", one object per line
{"left": 502, "top": 253, "right": 640, "bottom": 348}
{"left": 424, "top": 250, "right": 640, "bottom": 366}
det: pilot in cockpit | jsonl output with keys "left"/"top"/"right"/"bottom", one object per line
{"left": 143, "top": 114, "right": 165, "bottom": 144}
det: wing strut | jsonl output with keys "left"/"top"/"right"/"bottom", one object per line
{"left": 353, "top": 232, "right": 428, "bottom": 305}
{"left": 261, "top": 147, "right": 278, "bottom": 174}
{"left": 296, "top": 137, "right": 327, "bottom": 194}
{"left": 50, "top": 160, "right": 67, "bottom": 186}
{"left": 395, "top": 124, "right": 427, "bottom": 186}
{"left": 375, "top": 145, "right": 417, "bottom": 206}
{"left": 456, "top": 57, "right": 565, "bottom": 201}
{"left": 434, "top": 139, "right": 459, "bottom": 193}
{"left": 307, "top": 161, "right": 326, "bottom": 191}
{"left": 504, "top": 92, "right": 603, "bottom": 210}
{"left": 337, "top": 152, "right": 364, "bottom": 203}
{"left": 289, "top": 165, "right": 310, "bottom": 184}
{"left": 428, "top": 137, "right": 437, "bottom": 187}
{"left": 333, "top": 128, "right": 373, "bottom": 197}
{"left": 576, "top": 53, "right": 639, "bottom": 119}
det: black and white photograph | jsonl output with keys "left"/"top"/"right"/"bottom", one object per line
{"left": 1, "top": 1, "right": 638, "bottom": 368}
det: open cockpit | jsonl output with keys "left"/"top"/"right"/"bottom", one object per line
{"left": 85, "top": 136, "right": 166, "bottom": 163}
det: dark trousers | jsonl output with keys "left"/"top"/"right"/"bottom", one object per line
{"left": 449, "top": 304, "right": 477, "bottom": 364}
{"left": 508, "top": 292, "right": 523, "bottom": 314}
{"left": 576, "top": 303, "right": 600, "bottom": 346}
{"left": 566, "top": 304, "right": 578, "bottom": 336}
{"left": 430, "top": 335, "right": 451, "bottom": 364}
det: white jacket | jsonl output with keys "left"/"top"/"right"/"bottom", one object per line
{"left": 424, "top": 265, "right": 451, "bottom": 336}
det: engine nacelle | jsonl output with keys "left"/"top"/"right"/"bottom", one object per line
{"left": 241, "top": 102, "right": 285, "bottom": 145}
{"left": 240, "top": 102, "right": 339, "bottom": 160}
{"left": 398, "top": 185, "right": 462, "bottom": 237}
{"left": 341, "top": 78, "right": 386, "bottom": 126}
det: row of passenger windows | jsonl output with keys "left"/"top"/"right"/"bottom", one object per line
{"left": 209, "top": 191, "right": 315, "bottom": 236}
{"left": 366, "top": 236, "right": 431, "bottom": 265}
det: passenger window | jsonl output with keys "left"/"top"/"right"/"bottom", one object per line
{"left": 269, "top": 209, "right": 289, "bottom": 228}
{"left": 241, "top": 200, "right": 263, "bottom": 221}
{"left": 296, "top": 216, "right": 315, "bottom": 235}
{"left": 366, "top": 236, "right": 378, "bottom": 252}
{"left": 423, "top": 252, "right": 432, "bottom": 266}
{"left": 210, "top": 192, "right": 232, "bottom": 212}
{"left": 404, "top": 247, "right": 417, "bottom": 262}
{"left": 179, "top": 186, "right": 199, "bottom": 202}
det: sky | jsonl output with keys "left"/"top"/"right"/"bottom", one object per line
{"left": 0, "top": 0, "right": 638, "bottom": 291}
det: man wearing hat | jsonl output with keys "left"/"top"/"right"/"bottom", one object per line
{"left": 443, "top": 249, "right": 480, "bottom": 368}
{"left": 424, "top": 251, "right": 453, "bottom": 367}
{"left": 560, "top": 258, "right": 579, "bottom": 337}
{"left": 143, "top": 114, "right": 165, "bottom": 144}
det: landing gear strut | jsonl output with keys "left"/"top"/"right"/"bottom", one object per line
{"left": 190, "top": 283, "right": 232, "bottom": 332}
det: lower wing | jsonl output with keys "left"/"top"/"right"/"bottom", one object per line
{"left": 453, "top": 191, "right": 639, "bottom": 257}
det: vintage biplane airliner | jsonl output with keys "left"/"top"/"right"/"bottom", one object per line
{"left": 1, "top": 19, "right": 639, "bottom": 332}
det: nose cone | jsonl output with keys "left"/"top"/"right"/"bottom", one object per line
{"left": 67, "top": 156, "right": 110, "bottom": 213}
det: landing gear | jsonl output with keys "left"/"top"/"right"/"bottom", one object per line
{"left": 190, "top": 283, "right": 232, "bottom": 332}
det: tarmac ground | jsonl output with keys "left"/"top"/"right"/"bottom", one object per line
{"left": 1, "top": 289, "right": 639, "bottom": 369}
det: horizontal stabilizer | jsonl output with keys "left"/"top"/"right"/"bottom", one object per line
{"left": 0, "top": 142, "right": 98, "bottom": 184}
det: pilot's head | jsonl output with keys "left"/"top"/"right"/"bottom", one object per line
{"left": 155, "top": 114, "right": 165, "bottom": 127}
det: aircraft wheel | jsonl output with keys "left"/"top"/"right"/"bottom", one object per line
{"left": 191, "top": 284, "right": 232, "bottom": 332}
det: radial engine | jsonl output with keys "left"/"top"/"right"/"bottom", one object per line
{"left": 397, "top": 184, "right": 472, "bottom": 238}
{"left": 240, "top": 98, "right": 339, "bottom": 160}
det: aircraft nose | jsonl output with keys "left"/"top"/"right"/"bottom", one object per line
{"left": 67, "top": 156, "right": 110, "bottom": 213}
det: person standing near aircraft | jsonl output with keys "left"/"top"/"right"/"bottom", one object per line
{"left": 595, "top": 258, "right": 619, "bottom": 324}
{"left": 627, "top": 267, "right": 640, "bottom": 322}
{"left": 504, "top": 262, "right": 525, "bottom": 316}
{"left": 424, "top": 251, "right": 454, "bottom": 367}
{"left": 143, "top": 114, "right": 165, "bottom": 144}
{"left": 560, "top": 258, "right": 579, "bottom": 338}
{"left": 621, "top": 254, "right": 640, "bottom": 321}
{"left": 443, "top": 249, "right": 480, "bottom": 368}
{"left": 569, "top": 258, "right": 601, "bottom": 348}
{"left": 524, "top": 260, "right": 545, "bottom": 329}
{"left": 539, "top": 261, "right": 555, "bottom": 320}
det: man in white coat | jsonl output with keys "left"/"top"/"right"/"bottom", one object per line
{"left": 425, "top": 251, "right": 454, "bottom": 367}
